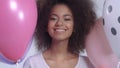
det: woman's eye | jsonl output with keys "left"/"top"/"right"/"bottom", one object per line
{"left": 50, "top": 18, "right": 56, "bottom": 20}
{"left": 49, "top": 17, "right": 58, "bottom": 21}
{"left": 64, "top": 18, "right": 71, "bottom": 21}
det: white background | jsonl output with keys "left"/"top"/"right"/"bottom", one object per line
{"left": 1, "top": 0, "right": 120, "bottom": 68}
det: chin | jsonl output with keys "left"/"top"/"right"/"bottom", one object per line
{"left": 52, "top": 37, "right": 69, "bottom": 41}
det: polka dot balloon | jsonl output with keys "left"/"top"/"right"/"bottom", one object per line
{"left": 85, "top": 0, "right": 120, "bottom": 67}
{"left": 103, "top": 0, "right": 120, "bottom": 58}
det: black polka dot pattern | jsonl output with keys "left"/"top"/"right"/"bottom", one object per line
{"left": 108, "top": 5, "right": 112, "bottom": 13}
{"left": 118, "top": 16, "right": 120, "bottom": 24}
{"left": 111, "top": 27, "right": 117, "bottom": 35}
{"left": 103, "top": 18, "right": 105, "bottom": 25}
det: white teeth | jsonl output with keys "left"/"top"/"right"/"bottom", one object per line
{"left": 55, "top": 29, "right": 65, "bottom": 32}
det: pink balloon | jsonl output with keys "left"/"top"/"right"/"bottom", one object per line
{"left": 85, "top": 18, "right": 119, "bottom": 68}
{"left": 0, "top": 0, "right": 37, "bottom": 63}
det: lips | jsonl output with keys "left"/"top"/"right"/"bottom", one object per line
{"left": 54, "top": 28, "right": 66, "bottom": 32}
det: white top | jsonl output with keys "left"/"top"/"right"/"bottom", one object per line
{"left": 23, "top": 53, "right": 94, "bottom": 68}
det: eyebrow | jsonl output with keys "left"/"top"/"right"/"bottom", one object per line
{"left": 63, "top": 14, "right": 72, "bottom": 17}
{"left": 50, "top": 14, "right": 72, "bottom": 17}
{"left": 50, "top": 14, "right": 57, "bottom": 17}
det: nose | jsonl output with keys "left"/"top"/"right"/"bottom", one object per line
{"left": 55, "top": 19, "right": 63, "bottom": 26}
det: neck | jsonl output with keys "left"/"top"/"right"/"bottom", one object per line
{"left": 44, "top": 39, "right": 71, "bottom": 58}
{"left": 43, "top": 39, "right": 78, "bottom": 61}
{"left": 50, "top": 39, "right": 69, "bottom": 55}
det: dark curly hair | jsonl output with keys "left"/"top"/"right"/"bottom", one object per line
{"left": 35, "top": 0, "right": 97, "bottom": 54}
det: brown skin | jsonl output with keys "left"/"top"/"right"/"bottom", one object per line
{"left": 36, "top": 0, "right": 97, "bottom": 54}
{"left": 43, "top": 4, "right": 78, "bottom": 68}
{"left": 35, "top": 0, "right": 97, "bottom": 67}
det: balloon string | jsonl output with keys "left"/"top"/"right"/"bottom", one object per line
{"left": 16, "top": 60, "right": 20, "bottom": 68}
{"left": 117, "top": 61, "right": 120, "bottom": 68}
{"left": 16, "top": 62, "right": 19, "bottom": 68}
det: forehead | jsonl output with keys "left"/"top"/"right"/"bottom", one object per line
{"left": 50, "top": 4, "right": 72, "bottom": 15}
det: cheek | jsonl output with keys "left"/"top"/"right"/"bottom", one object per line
{"left": 48, "top": 21, "right": 56, "bottom": 27}
{"left": 47, "top": 22, "right": 54, "bottom": 33}
{"left": 68, "top": 23, "right": 74, "bottom": 31}
{"left": 47, "top": 22, "right": 53, "bottom": 29}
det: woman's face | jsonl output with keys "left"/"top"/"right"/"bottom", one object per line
{"left": 47, "top": 4, "right": 74, "bottom": 41}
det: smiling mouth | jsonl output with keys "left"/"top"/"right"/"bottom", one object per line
{"left": 54, "top": 28, "right": 66, "bottom": 32}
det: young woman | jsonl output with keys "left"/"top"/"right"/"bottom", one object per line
{"left": 23, "top": 0, "right": 96, "bottom": 68}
